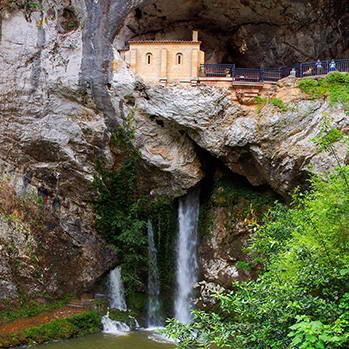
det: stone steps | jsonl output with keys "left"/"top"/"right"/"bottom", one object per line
{"left": 68, "top": 296, "right": 95, "bottom": 309}
{"left": 234, "top": 88, "right": 261, "bottom": 105}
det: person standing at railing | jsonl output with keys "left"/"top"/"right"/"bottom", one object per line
{"left": 316, "top": 59, "right": 323, "bottom": 75}
{"left": 329, "top": 59, "right": 337, "bottom": 72}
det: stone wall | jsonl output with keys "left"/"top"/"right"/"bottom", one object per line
{"left": 124, "top": 41, "right": 205, "bottom": 82}
{"left": 119, "top": 0, "right": 349, "bottom": 67}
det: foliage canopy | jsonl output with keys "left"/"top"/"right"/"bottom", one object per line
{"left": 165, "top": 166, "right": 349, "bottom": 349}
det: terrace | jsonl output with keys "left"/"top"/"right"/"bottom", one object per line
{"left": 199, "top": 59, "right": 349, "bottom": 84}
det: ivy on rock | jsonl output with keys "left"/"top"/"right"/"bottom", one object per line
{"left": 93, "top": 123, "right": 176, "bottom": 307}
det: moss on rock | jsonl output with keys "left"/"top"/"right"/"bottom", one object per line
{"left": 0, "top": 311, "right": 102, "bottom": 348}
{"left": 108, "top": 309, "right": 139, "bottom": 329}
{"left": 198, "top": 170, "right": 278, "bottom": 286}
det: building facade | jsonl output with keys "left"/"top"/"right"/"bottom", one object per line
{"left": 121, "top": 31, "right": 205, "bottom": 83}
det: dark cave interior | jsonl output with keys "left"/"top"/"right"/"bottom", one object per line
{"left": 116, "top": 0, "right": 349, "bottom": 68}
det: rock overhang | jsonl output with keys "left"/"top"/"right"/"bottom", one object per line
{"left": 117, "top": 0, "right": 349, "bottom": 68}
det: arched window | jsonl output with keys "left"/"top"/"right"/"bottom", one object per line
{"left": 176, "top": 53, "right": 183, "bottom": 65}
{"left": 146, "top": 53, "right": 152, "bottom": 65}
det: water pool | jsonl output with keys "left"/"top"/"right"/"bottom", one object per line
{"left": 33, "top": 331, "right": 176, "bottom": 349}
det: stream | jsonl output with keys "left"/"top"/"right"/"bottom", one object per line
{"left": 32, "top": 332, "right": 176, "bottom": 349}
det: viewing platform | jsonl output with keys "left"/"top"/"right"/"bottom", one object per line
{"left": 121, "top": 29, "right": 349, "bottom": 89}
{"left": 199, "top": 59, "right": 349, "bottom": 85}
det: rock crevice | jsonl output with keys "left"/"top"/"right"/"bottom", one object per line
{"left": 0, "top": 0, "right": 348, "bottom": 301}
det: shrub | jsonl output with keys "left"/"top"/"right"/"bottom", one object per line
{"left": 0, "top": 297, "right": 71, "bottom": 325}
{"left": 165, "top": 166, "right": 349, "bottom": 349}
{"left": 94, "top": 124, "right": 176, "bottom": 296}
{"left": 254, "top": 96, "right": 288, "bottom": 112}
{"left": 298, "top": 72, "right": 349, "bottom": 111}
{"left": 288, "top": 311, "right": 349, "bottom": 349}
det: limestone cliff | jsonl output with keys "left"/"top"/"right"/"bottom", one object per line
{"left": 118, "top": 0, "right": 349, "bottom": 67}
{"left": 0, "top": 0, "right": 348, "bottom": 302}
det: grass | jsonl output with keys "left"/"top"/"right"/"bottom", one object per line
{"left": 255, "top": 96, "right": 288, "bottom": 113}
{"left": 0, "top": 296, "right": 72, "bottom": 325}
{"left": 270, "top": 97, "right": 288, "bottom": 112}
{"left": 0, "top": 311, "right": 102, "bottom": 348}
{"left": 298, "top": 72, "right": 349, "bottom": 112}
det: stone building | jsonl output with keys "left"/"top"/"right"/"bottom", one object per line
{"left": 121, "top": 31, "right": 205, "bottom": 83}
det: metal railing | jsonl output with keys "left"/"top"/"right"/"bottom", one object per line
{"left": 201, "top": 64, "right": 235, "bottom": 77}
{"left": 261, "top": 68, "right": 283, "bottom": 82}
{"left": 235, "top": 68, "right": 263, "bottom": 82}
{"left": 201, "top": 59, "right": 349, "bottom": 82}
{"left": 300, "top": 59, "right": 349, "bottom": 77}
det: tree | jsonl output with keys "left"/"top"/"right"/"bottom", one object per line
{"left": 165, "top": 166, "right": 349, "bottom": 349}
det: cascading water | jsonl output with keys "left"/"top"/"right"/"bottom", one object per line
{"left": 175, "top": 189, "right": 200, "bottom": 324}
{"left": 102, "top": 311, "right": 130, "bottom": 336}
{"left": 102, "top": 267, "right": 130, "bottom": 335}
{"left": 109, "top": 266, "right": 127, "bottom": 311}
{"left": 147, "top": 220, "right": 163, "bottom": 328}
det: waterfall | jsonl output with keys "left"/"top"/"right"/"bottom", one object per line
{"left": 102, "top": 267, "right": 130, "bottom": 335}
{"left": 147, "top": 220, "right": 163, "bottom": 328}
{"left": 175, "top": 190, "right": 200, "bottom": 324}
{"left": 102, "top": 311, "right": 130, "bottom": 336}
{"left": 109, "top": 266, "right": 127, "bottom": 311}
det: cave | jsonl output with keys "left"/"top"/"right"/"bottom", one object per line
{"left": 116, "top": 0, "right": 349, "bottom": 68}
{"left": 58, "top": 7, "right": 79, "bottom": 34}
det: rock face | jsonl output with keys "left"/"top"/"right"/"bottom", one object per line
{"left": 0, "top": 1, "right": 348, "bottom": 301}
{"left": 135, "top": 81, "right": 348, "bottom": 197}
{"left": 0, "top": 8, "right": 119, "bottom": 301}
{"left": 119, "top": 0, "right": 349, "bottom": 67}
{"left": 0, "top": 215, "right": 116, "bottom": 300}
{"left": 195, "top": 172, "right": 276, "bottom": 302}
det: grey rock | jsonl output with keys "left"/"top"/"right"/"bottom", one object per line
{"left": 1, "top": 1, "right": 348, "bottom": 301}
{"left": 137, "top": 83, "right": 348, "bottom": 197}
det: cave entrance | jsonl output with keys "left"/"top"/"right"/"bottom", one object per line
{"left": 117, "top": 0, "right": 349, "bottom": 69}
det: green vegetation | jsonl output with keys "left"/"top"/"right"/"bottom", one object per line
{"left": 0, "top": 297, "right": 71, "bottom": 325}
{"left": 94, "top": 125, "right": 148, "bottom": 292}
{"left": 0, "top": 311, "right": 101, "bottom": 348}
{"left": 94, "top": 122, "right": 176, "bottom": 298}
{"left": 165, "top": 164, "right": 349, "bottom": 348}
{"left": 270, "top": 97, "right": 288, "bottom": 112}
{"left": 199, "top": 174, "right": 276, "bottom": 239}
{"left": 0, "top": 178, "right": 52, "bottom": 234}
{"left": 312, "top": 117, "right": 349, "bottom": 190}
{"left": 0, "top": 0, "right": 42, "bottom": 12}
{"left": 298, "top": 72, "right": 349, "bottom": 112}
{"left": 255, "top": 96, "right": 288, "bottom": 112}
{"left": 108, "top": 309, "right": 139, "bottom": 329}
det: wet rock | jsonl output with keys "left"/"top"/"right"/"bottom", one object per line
{"left": 0, "top": 9, "right": 117, "bottom": 301}
{"left": 195, "top": 281, "right": 226, "bottom": 307}
{"left": 0, "top": 212, "right": 116, "bottom": 300}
